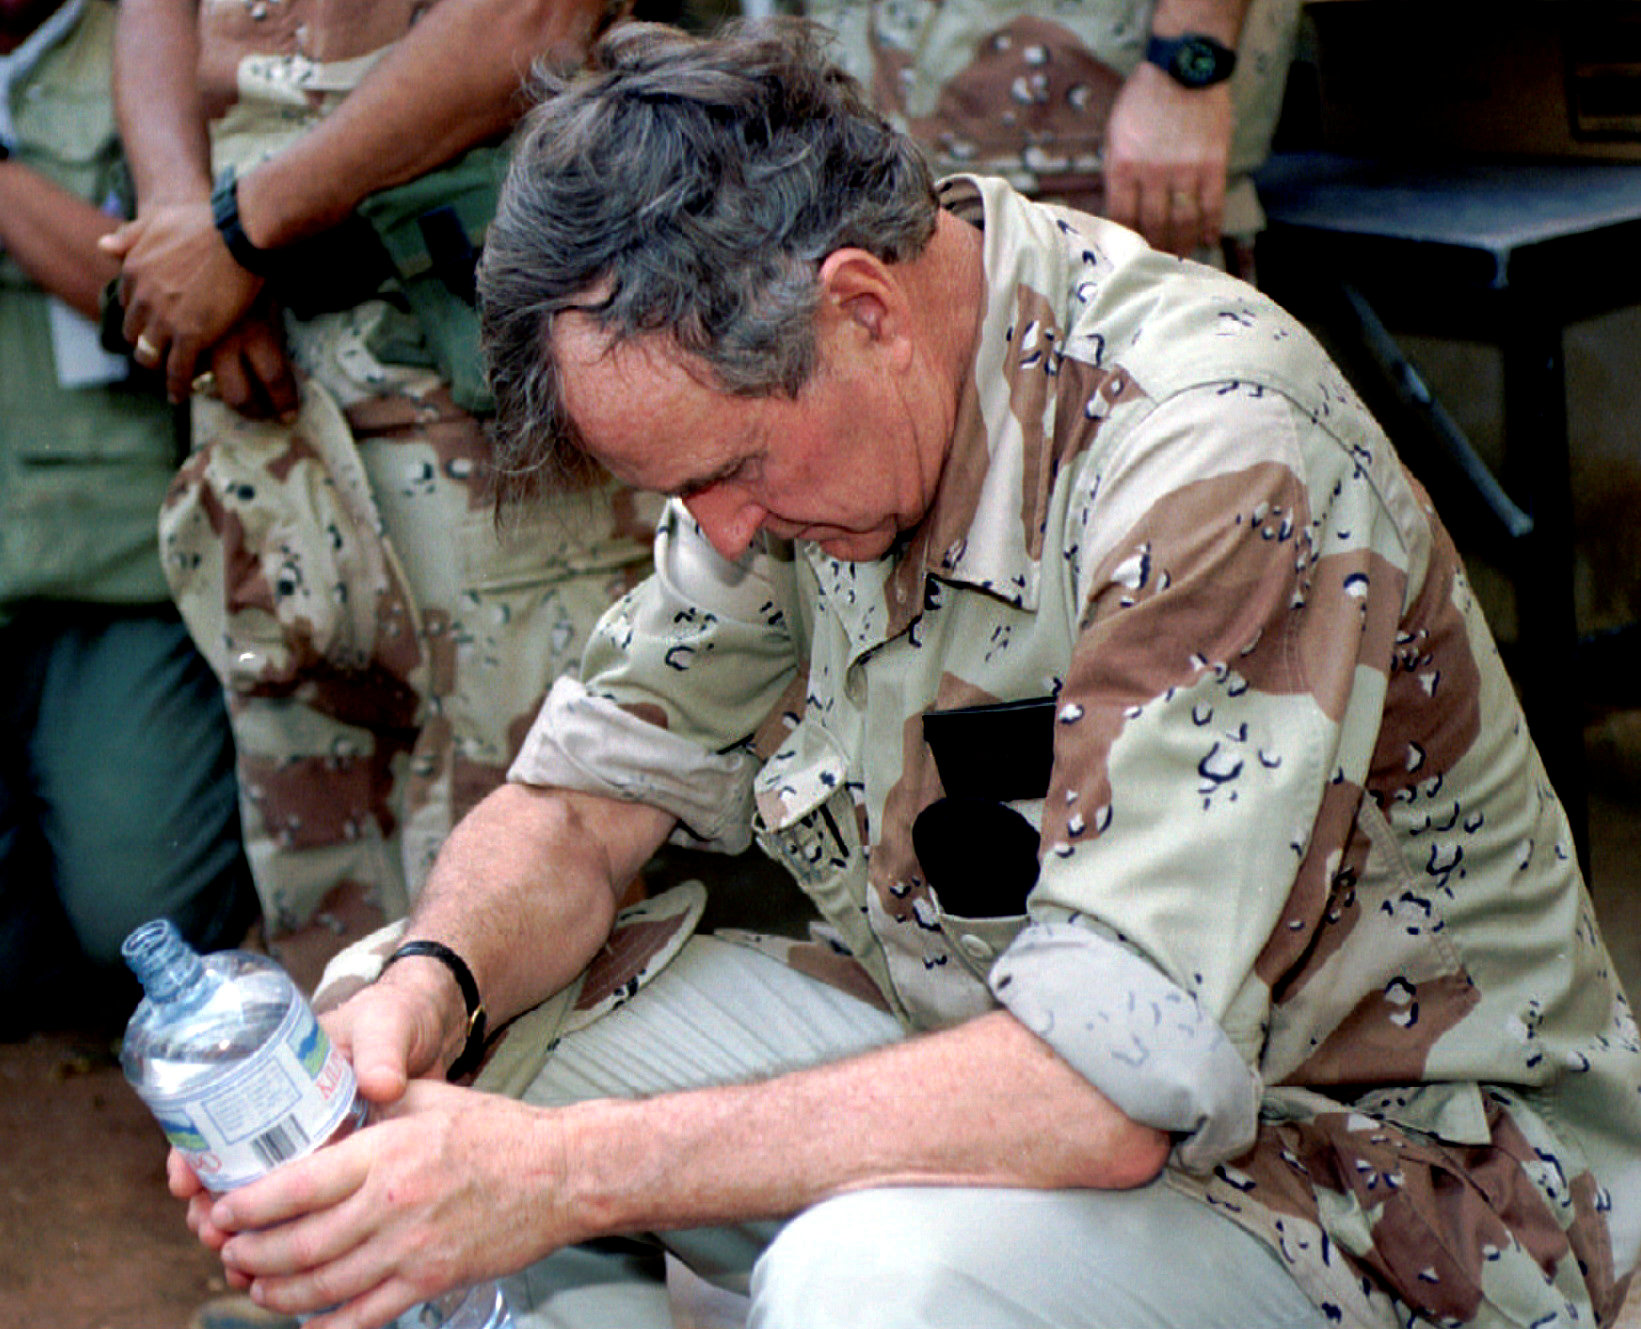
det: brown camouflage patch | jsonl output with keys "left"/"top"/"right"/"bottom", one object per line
{"left": 1006, "top": 285, "right": 1060, "bottom": 510}
{"left": 240, "top": 741, "right": 403, "bottom": 853}
{"left": 783, "top": 941, "right": 892, "bottom": 1013}
{"left": 1042, "top": 461, "right": 1315, "bottom": 850}
{"left": 1569, "top": 1168, "right": 1631, "bottom": 1326}
{"left": 347, "top": 409, "right": 496, "bottom": 515}
{"left": 1256, "top": 773, "right": 1368, "bottom": 991}
{"left": 881, "top": 375, "right": 990, "bottom": 641}
{"left": 1234, "top": 1096, "right": 1591, "bottom": 1326}
{"left": 1022, "top": 346, "right": 1147, "bottom": 561}
{"left": 902, "top": 16, "right": 1124, "bottom": 163}
{"left": 1287, "top": 970, "right": 1480, "bottom": 1085}
{"left": 261, "top": 429, "right": 322, "bottom": 485}
{"left": 422, "top": 606, "right": 457, "bottom": 697}
{"left": 750, "top": 671, "right": 810, "bottom": 761}
{"left": 1292, "top": 548, "right": 1407, "bottom": 726}
{"left": 1366, "top": 529, "right": 1482, "bottom": 803}
{"left": 574, "top": 914, "right": 691, "bottom": 1012}
{"left": 372, "top": 583, "right": 424, "bottom": 690}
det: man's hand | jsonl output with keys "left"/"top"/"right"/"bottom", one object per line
{"left": 100, "top": 199, "right": 263, "bottom": 401}
{"left": 1103, "top": 60, "right": 1232, "bottom": 258}
{"left": 165, "top": 958, "right": 480, "bottom": 1306}
{"left": 210, "top": 1083, "right": 576, "bottom": 1329}
{"left": 199, "top": 303, "right": 299, "bottom": 420}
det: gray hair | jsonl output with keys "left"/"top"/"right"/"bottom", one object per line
{"left": 476, "top": 17, "right": 939, "bottom": 508}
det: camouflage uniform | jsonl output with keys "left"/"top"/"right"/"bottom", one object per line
{"left": 510, "top": 177, "right": 1641, "bottom": 1326}
{"left": 808, "top": 0, "right": 1301, "bottom": 259}
{"left": 161, "top": 0, "right": 659, "bottom": 982}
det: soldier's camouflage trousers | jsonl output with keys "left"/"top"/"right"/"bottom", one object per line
{"left": 160, "top": 351, "right": 656, "bottom": 985}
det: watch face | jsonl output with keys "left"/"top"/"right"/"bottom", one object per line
{"left": 1176, "top": 37, "right": 1222, "bottom": 86}
{"left": 1151, "top": 32, "right": 1236, "bottom": 89}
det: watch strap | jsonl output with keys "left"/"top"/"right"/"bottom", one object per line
{"left": 210, "top": 165, "right": 279, "bottom": 277}
{"left": 381, "top": 939, "right": 489, "bottom": 1081}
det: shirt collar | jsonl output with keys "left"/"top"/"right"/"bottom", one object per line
{"left": 804, "top": 175, "right": 1130, "bottom": 661}
{"left": 873, "top": 175, "right": 1090, "bottom": 641}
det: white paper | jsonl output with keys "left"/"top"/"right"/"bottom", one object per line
{"left": 48, "top": 296, "right": 129, "bottom": 389}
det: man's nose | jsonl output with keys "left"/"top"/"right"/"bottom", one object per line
{"left": 683, "top": 486, "right": 765, "bottom": 561}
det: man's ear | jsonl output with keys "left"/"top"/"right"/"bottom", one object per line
{"left": 816, "top": 248, "right": 907, "bottom": 351}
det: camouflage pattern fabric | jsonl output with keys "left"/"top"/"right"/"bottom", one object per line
{"left": 510, "top": 177, "right": 1641, "bottom": 1326}
{"left": 164, "top": 330, "right": 657, "bottom": 985}
{"left": 164, "top": 0, "right": 658, "bottom": 985}
{"left": 806, "top": 0, "right": 1302, "bottom": 241}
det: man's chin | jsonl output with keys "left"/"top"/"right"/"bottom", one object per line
{"left": 816, "top": 530, "right": 897, "bottom": 562}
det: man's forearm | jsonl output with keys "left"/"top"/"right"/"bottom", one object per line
{"left": 234, "top": 0, "right": 609, "bottom": 250}
{"left": 0, "top": 163, "right": 122, "bottom": 317}
{"left": 553, "top": 1008, "right": 1171, "bottom": 1242}
{"left": 1148, "top": 0, "right": 1252, "bottom": 43}
{"left": 396, "top": 782, "right": 675, "bottom": 1035}
{"left": 112, "top": 0, "right": 212, "bottom": 207}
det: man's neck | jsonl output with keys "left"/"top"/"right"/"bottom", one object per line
{"left": 890, "top": 205, "right": 988, "bottom": 510}
{"left": 912, "top": 208, "right": 987, "bottom": 410}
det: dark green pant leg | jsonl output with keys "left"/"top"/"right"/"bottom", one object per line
{"left": 0, "top": 640, "right": 86, "bottom": 1024}
{"left": 22, "top": 607, "right": 256, "bottom": 984}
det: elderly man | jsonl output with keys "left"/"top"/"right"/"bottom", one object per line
{"left": 176, "top": 20, "right": 1641, "bottom": 1329}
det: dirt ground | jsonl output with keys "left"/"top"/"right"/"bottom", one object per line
{"left": 0, "top": 1025, "right": 227, "bottom": 1329}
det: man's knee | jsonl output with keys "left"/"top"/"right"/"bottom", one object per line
{"left": 748, "top": 1189, "right": 955, "bottom": 1328}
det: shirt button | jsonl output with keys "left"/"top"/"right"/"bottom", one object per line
{"left": 958, "top": 933, "right": 993, "bottom": 960}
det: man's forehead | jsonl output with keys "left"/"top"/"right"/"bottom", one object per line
{"left": 549, "top": 316, "right": 744, "bottom": 491}
{"left": 552, "top": 315, "right": 713, "bottom": 399}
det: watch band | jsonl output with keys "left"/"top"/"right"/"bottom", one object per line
{"left": 210, "top": 165, "right": 279, "bottom": 277}
{"left": 381, "top": 939, "right": 489, "bottom": 1081}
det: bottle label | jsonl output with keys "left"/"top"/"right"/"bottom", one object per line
{"left": 142, "top": 998, "right": 358, "bottom": 1190}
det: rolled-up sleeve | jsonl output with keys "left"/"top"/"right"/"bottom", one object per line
{"left": 989, "top": 919, "right": 1262, "bottom": 1171}
{"left": 509, "top": 675, "right": 759, "bottom": 851}
{"left": 507, "top": 503, "right": 804, "bottom": 852}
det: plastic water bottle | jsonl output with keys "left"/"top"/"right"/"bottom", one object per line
{"left": 120, "top": 918, "right": 513, "bottom": 1329}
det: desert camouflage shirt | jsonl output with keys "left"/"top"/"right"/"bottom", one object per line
{"left": 511, "top": 176, "right": 1641, "bottom": 1327}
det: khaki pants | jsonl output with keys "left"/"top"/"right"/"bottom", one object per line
{"left": 501, "top": 935, "right": 1325, "bottom": 1329}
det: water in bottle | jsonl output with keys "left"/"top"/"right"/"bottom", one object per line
{"left": 120, "top": 918, "right": 512, "bottom": 1329}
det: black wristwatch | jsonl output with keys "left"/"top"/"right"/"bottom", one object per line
{"left": 380, "top": 939, "right": 490, "bottom": 1081}
{"left": 210, "top": 165, "right": 280, "bottom": 276}
{"left": 1145, "top": 32, "right": 1238, "bottom": 89}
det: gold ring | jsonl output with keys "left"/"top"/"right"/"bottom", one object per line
{"left": 134, "top": 334, "right": 162, "bottom": 364}
{"left": 1170, "top": 190, "right": 1198, "bottom": 211}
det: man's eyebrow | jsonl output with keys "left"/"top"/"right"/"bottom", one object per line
{"left": 671, "top": 457, "right": 745, "bottom": 500}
